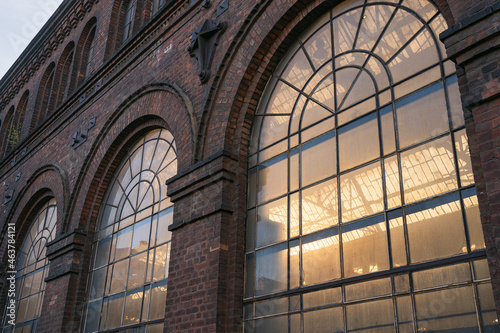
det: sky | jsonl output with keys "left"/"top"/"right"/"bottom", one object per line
{"left": 0, "top": 0, "right": 63, "bottom": 79}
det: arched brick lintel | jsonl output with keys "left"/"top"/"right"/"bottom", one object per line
{"left": 67, "top": 83, "right": 195, "bottom": 235}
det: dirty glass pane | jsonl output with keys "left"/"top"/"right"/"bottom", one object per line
{"left": 302, "top": 228, "right": 340, "bottom": 285}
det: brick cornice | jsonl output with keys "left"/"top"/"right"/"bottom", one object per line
{"left": 0, "top": 0, "right": 100, "bottom": 112}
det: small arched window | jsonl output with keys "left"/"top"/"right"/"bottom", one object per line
{"left": 82, "top": 129, "right": 177, "bottom": 332}
{"left": 55, "top": 42, "right": 75, "bottom": 107}
{"left": 1, "top": 199, "right": 57, "bottom": 332}
{"left": 151, "top": 0, "right": 165, "bottom": 14}
{"left": 0, "top": 106, "right": 15, "bottom": 156}
{"left": 32, "top": 63, "right": 56, "bottom": 130}
{"left": 122, "top": 0, "right": 137, "bottom": 44}
{"left": 75, "top": 18, "right": 98, "bottom": 87}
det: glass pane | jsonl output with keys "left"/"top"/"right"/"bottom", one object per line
{"left": 110, "top": 259, "right": 129, "bottom": 294}
{"left": 301, "top": 131, "right": 336, "bottom": 186}
{"left": 415, "top": 286, "right": 479, "bottom": 333}
{"left": 339, "top": 112, "right": 379, "bottom": 171}
{"left": 394, "top": 274, "right": 410, "bottom": 293}
{"left": 388, "top": 210, "right": 407, "bottom": 267}
{"left": 407, "top": 193, "right": 466, "bottom": 263}
{"left": 473, "top": 259, "right": 491, "bottom": 281}
{"left": 302, "top": 178, "right": 338, "bottom": 235}
{"left": 290, "top": 193, "right": 300, "bottom": 238}
{"left": 131, "top": 218, "right": 151, "bottom": 254}
{"left": 302, "top": 228, "right": 340, "bottom": 285}
{"left": 381, "top": 106, "right": 396, "bottom": 155}
{"left": 401, "top": 136, "right": 457, "bottom": 204}
{"left": 413, "top": 263, "right": 471, "bottom": 290}
{"left": 340, "top": 162, "right": 384, "bottom": 222}
{"left": 105, "top": 293, "right": 125, "bottom": 329}
{"left": 257, "top": 154, "right": 287, "bottom": 203}
{"left": 254, "top": 315, "right": 288, "bottom": 333}
{"left": 259, "top": 116, "right": 290, "bottom": 149}
{"left": 157, "top": 207, "right": 173, "bottom": 244}
{"left": 256, "top": 197, "right": 288, "bottom": 248}
{"left": 255, "top": 297, "right": 288, "bottom": 317}
{"left": 123, "top": 289, "right": 143, "bottom": 325}
{"left": 255, "top": 243, "right": 287, "bottom": 295}
{"left": 346, "top": 299, "right": 394, "bottom": 333}
{"left": 84, "top": 299, "right": 102, "bottom": 333}
{"left": 345, "top": 277, "right": 392, "bottom": 301}
{"left": 455, "top": 129, "right": 474, "bottom": 186}
{"left": 245, "top": 253, "right": 255, "bottom": 298}
{"left": 304, "top": 307, "right": 343, "bottom": 333}
{"left": 477, "top": 283, "right": 500, "bottom": 332}
{"left": 396, "top": 296, "right": 413, "bottom": 332}
{"left": 303, "top": 23, "right": 332, "bottom": 69}
{"left": 396, "top": 83, "right": 448, "bottom": 148}
{"left": 90, "top": 267, "right": 107, "bottom": 300}
{"left": 385, "top": 155, "right": 401, "bottom": 208}
{"left": 246, "top": 209, "right": 256, "bottom": 252}
{"left": 114, "top": 225, "right": 133, "bottom": 261}
{"left": 343, "top": 215, "right": 389, "bottom": 277}
{"left": 267, "top": 81, "right": 300, "bottom": 114}
{"left": 447, "top": 76, "right": 465, "bottom": 128}
{"left": 463, "top": 188, "right": 486, "bottom": 251}
{"left": 356, "top": 5, "right": 395, "bottom": 51}
{"left": 149, "top": 281, "right": 168, "bottom": 320}
{"left": 303, "top": 287, "right": 342, "bottom": 308}
{"left": 127, "top": 252, "right": 147, "bottom": 289}
{"left": 290, "top": 240, "right": 300, "bottom": 289}
{"left": 153, "top": 244, "right": 168, "bottom": 281}
{"left": 281, "top": 49, "right": 314, "bottom": 89}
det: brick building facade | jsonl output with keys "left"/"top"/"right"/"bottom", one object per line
{"left": 0, "top": 0, "right": 499, "bottom": 332}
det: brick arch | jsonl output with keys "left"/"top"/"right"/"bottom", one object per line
{"left": 67, "top": 83, "right": 195, "bottom": 234}
{"left": 16, "top": 90, "right": 29, "bottom": 142}
{"left": 0, "top": 164, "right": 68, "bottom": 324}
{"left": 198, "top": 0, "right": 458, "bottom": 162}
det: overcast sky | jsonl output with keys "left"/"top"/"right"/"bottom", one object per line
{"left": 0, "top": 0, "right": 63, "bottom": 79}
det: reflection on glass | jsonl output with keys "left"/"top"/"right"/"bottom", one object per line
{"left": 388, "top": 210, "right": 406, "bottom": 267}
{"left": 415, "top": 287, "right": 478, "bottom": 332}
{"left": 302, "top": 179, "right": 338, "bottom": 235}
{"left": 256, "top": 197, "right": 288, "bottom": 248}
{"left": 413, "top": 263, "right": 471, "bottom": 290}
{"left": 255, "top": 244, "right": 287, "bottom": 295}
{"left": 339, "top": 112, "right": 379, "bottom": 171}
{"left": 396, "top": 296, "right": 413, "bottom": 332}
{"left": 455, "top": 129, "right": 474, "bottom": 186}
{"left": 345, "top": 277, "right": 391, "bottom": 301}
{"left": 304, "top": 307, "right": 343, "bottom": 333}
{"left": 302, "top": 229, "right": 340, "bottom": 285}
{"left": 347, "top": 299, "right": 394, "bottom": 333}
{"left": 254, "top": 315, "right": 288, "bottom": 333}
{"left": 257, "top": 154, "right": 287, "bottom": 203}
{"left": 343, "top": 215, "right": 389, "bottom": 277}
{"left": 340, "top": 162, "right": 384, "bottom": 222}
{"left": 396, "top": 83, "right": 448, "bottom": 148}
{"left": 477, "top": 283, "right": 499, "bottom": 331}
{"left": 463, "top": 188, "right": 486, "bottom": 251}
{"left": 407, "top": 193, "right": 466, "bottom": 263}
{"left": 301, "top": 131, "right": 336, "bottom": 186}
{"left": 255, "top": 297, "right": 288, "bottom": 318}
{"left": 303, "top": 287, "right": 342, "bottom": 309}
{"left": 385, "top": 155, "right": 401, "bottom": 208}
{"left": 401, "top": 136, "right": 457, "bottom": 204}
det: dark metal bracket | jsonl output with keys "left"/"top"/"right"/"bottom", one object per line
{"left": 4, "top": 189, "right": 13, "bottom": 204}
{"left": 217, "top": 0, "right": 228, "bottom": 17}
{"left": 72, "top": 117, "right": 96, "bottom": 149}
{"left": 187, "top": 19, "right": 227, "bottom": 84}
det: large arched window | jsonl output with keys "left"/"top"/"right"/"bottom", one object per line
{"left": 82, "top": 128, "right": 176, "bottom": 333}
{"left": 244, "top": 1, "right": 499, "bottom": 332}
{"left": 1, "top": 199, "right": 57, "bottom": 333}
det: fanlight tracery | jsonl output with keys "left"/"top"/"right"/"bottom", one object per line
{"left": 1, "top": 199, "right": 57, "bottom": 333}
{"left": 244, "top": 0, "right": 499, "bottom": 332}
{"left": 82, "top": 129, "right": 176, "bottom": 333}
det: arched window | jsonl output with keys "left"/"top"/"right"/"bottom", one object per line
{"left": 151, "top": 0, "right": 165, "bottom": 14}
{"left": 55, "top": 42, "right": 75, "bottom": 107}
{"left": 15, "top": 90, "right": 29, "bottom": 141}
{"left": 32, "top": 63, "right": 56, "bottom": 130}
{"left": 75, "top": 19, "right": 97, "bottom": 86}
{"left": 244, "top": 1, "right": 499, "bottom": 332}
{"left": 0, "top": 106, "right": 14, "bottom": 157}
{"left": 1, "top": 199, "right": 57, "bottom": 332}
{"left": 82, "top": 129, "right": 177, "bottom": 332}
{"left": 122, "top": 0, "right": 137, "bottom": 44}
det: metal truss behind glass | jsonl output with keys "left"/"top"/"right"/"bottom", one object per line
{"left": 245, "top": 0, "right": 499, "bottom": 332}
{"left": 1, "top": 199, "right": 57, "bottom": 333}
{"left": 82, "top": 128, "right": 177, "bottom": 333}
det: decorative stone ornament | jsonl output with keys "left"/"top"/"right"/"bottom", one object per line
{"left": 187, "top": 19, "right": 227, "bottom": 84}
